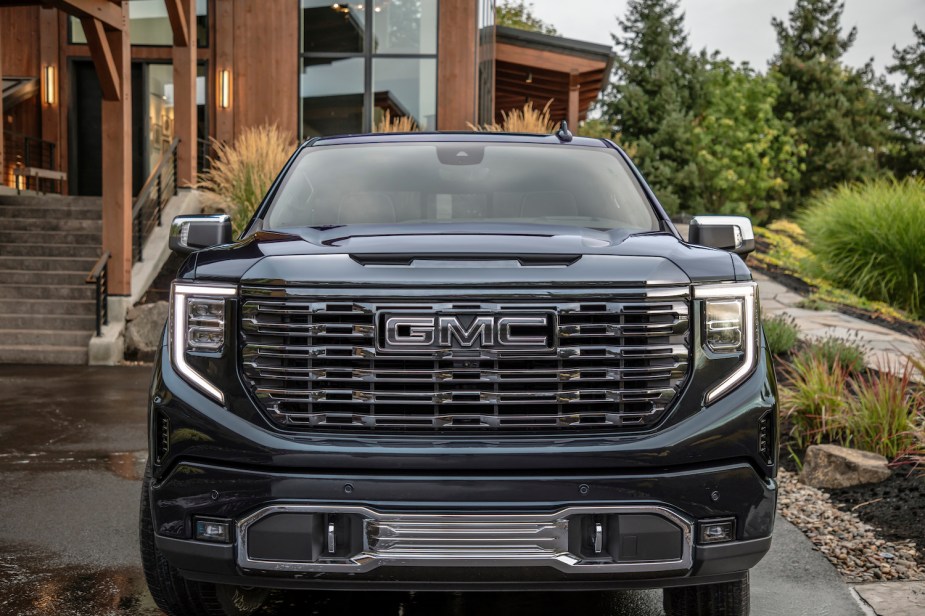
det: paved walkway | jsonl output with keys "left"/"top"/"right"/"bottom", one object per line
{"left": 756, "top": 271, "right": 920, "bottom": 375}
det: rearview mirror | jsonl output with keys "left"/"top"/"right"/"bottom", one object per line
{"left": 169, "top": 215, "right": 233, "bottom": 255}
{"left": 688, "top": 216, "right": 755, "bottom": 255}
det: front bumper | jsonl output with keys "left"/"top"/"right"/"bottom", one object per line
{"left": 151, "top": 459, "right": 775, "bottom": 590}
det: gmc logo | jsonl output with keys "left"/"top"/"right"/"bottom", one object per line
{"left": 380, "top": 313, "right": 555, "bottom": 351}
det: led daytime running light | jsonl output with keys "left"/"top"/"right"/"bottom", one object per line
{"left": 171, "top": 283, "right": 236, "bottom": 404}
{"left": 694, "top": 282, "right": 758, "bottom": 404}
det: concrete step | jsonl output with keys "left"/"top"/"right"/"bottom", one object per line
{"left": 0, "top": 256, "right": 99, "bottom": 272}
{"left": 0, "top": 204, "right": 102, "bottom": 220}
{"left": 0, "top": 344, "right": 88, "bottom": 365}
{"left": 0, "top": 284, "right": 95, "bottom": 300}
{"left": 0, "top": 270, "right": 88, "bottom": 285}
{"left": 0, "top": 313, "right": 97, "bottom": 330}
{"left": 0, "top": 298, "right": 95, "bottom": 315}
{"left": 0, "top": 243, "right": 101, "bottom": 258}
{"left": 0, "top": 230, "right": 102, "bottom": 245}
{"left": 0, "top": 217, "right": 102, "bottom": 232}
{"left": 0, "top": 195, "right": 103, "bottom": 208}
{"left": 0, "top": 328, "right": 94, "bottom": 347}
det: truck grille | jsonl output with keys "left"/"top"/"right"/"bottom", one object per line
{"left": 239, "top": 287, "right": 691, "bottom": 431}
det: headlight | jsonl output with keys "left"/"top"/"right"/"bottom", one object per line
{"left": 694, "top": 282, "right": 758, "bottom": 404}
{"left": 171, "top": 282, "right": 236, "bottom": 404}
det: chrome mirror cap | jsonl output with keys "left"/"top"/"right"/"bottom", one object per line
{"left": 688, "top": 216, "right": 755, "bottom": 255}
{"left": 169, "top": 214, "right": 233, "bottom": 255}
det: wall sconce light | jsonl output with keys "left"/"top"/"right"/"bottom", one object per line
{"left": 219, "top": 70, "right": 231, "bottom": 109}
{"left": 525, "top": 71, "right": 533, "bottom": 84}
{"left": 44, "top": 65, "right": 56, "bottom": 105}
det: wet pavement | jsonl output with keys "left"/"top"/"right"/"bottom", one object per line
{"left": 0, "top": 365, "right": 863, "bottom": 616}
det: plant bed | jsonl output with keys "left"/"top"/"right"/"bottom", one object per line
{"left": 824, "top": 467, "right": 925, "bottom": 567}
{"left": 772, "top": 345, "right": 925, "bottom": 581}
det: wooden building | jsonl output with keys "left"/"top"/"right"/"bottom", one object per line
{"left": 0, "top": 0, "right": 613, "bottom": 298}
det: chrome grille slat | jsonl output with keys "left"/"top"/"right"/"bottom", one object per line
{"left": 239, "top": 289, "right": 691, "bottom": 432}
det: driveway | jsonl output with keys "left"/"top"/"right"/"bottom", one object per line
{"left": 0, "top": 365, "right": 864, "bottom": 615}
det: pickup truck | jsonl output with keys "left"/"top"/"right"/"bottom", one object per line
{"left": 141, "top": 128, "right": 778, "bottom": 616}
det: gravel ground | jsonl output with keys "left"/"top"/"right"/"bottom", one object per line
{"left": 778, "top": 469, "right": 924, "bottom": 583}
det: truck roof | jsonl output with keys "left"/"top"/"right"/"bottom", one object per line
{"left": 310, "top": 131, "right": 610, "bottom": 148}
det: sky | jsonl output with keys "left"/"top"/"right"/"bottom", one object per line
{"left": 527, "top": 0, "right": 925, "bottom": 78}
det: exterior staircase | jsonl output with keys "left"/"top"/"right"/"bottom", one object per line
{"left": 0, "top": 195, "right": 103, "bottom": 364}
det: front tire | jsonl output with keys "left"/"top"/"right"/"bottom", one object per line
{"left": 139, "top": 463, "right": 268, "bottom": 616}
{"left": 663, "top": 574, "right": 750, "bottom": 616}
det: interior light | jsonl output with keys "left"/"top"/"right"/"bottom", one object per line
{"left": 526, "top": 72, "right": 533, "bottom": 84}
{"left": 43, "top": 65, "right": 56, "bottom": 105}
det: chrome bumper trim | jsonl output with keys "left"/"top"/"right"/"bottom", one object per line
{"left": 235, "top": 504, "right": 694, "bottom": 574}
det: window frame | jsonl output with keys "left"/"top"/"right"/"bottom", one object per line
{"left": 298, "top": 0, "right": 440, "bottom": 136}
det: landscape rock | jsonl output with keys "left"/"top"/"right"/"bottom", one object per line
{"left": 800, "top": 444, "right": 892, "bottom": 489}
{"left": 125, "top": 301, "right": 169, "bottom": 360}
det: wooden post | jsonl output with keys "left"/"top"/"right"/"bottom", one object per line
{"left": 567, "top": 70, "right": 580, "bottom": 131}
{"left": 172, "top": 0, "right": 196, "bottom": 185}
{"left": 98, "top": 2, "right": 132, "bottom": 296}
{"left": 0, "top": 21, "right": 4, "bottom": 180}
{"left": 214, "top": 0, "right": 234, "bottom": 144}
{"left": 40, "top": 8, "right": 60, "bottom": 171}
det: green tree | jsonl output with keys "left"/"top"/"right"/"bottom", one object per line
{"left": 884, "top": 24, "right": 925, "bottom": 177}
{"left": 770, "top": 0, "right": 886, "bottom": 207}
{"left": 601, "top": 0, "right": 702, "bottom": 214}
{"left": 690, "top": 57, "right": 804, "bottom": 223}
{"left": 494, "top": 1, "right": 558, "bottom": 35}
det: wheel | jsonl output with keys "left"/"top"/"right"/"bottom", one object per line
{"left": 663, "top": 574, "right": 750, "bottom": 616}
{"left": 139, "top": 462, "right": 269, "bottom": 616}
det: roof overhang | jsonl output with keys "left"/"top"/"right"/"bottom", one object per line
{"left": 493, "top": 26, "right": 615, "bottom": 124}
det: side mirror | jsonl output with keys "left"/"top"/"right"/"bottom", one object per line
{"left": 169, "top": 214, "right": 233, "bottom": 255}
{"left": 688, "top": 216, "right": 755, "bottom": 255}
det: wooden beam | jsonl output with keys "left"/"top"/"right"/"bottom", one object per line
{"left": 437, "top": 0, "right": 477, "bottom": 129}
{"left": 496, "top": 43, "right": 607, "bottom": 75}
{"left": 101, "top": 0, "right": 132, "bottom": 295}
{"left": 43, "top": 0, "right": 124, "bottom": 31}
{"left": 0, "top": 21, "right": 4, "bottom": 179}
{"left": 173, "top": 0, "right": 196, "bottom": 185}
{"left": 80, "top": 16, "right": 119, "bottom": 100}
{"left": 164, "top": 0, "right": 189, "bottom": 47}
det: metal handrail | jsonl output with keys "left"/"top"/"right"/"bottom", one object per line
{"left": 85, "top": 251, "right": 111, "bottom": 337}
{"left": 132, "top": 138, "right": 180, "bottom": 263}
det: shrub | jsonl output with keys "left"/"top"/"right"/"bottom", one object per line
{"left": 469, "top": 100, "right": 555, "bottom": 134}
{"left": 762, "top": 313, "right": 799, "bottom": 355}
{"left": 803, "top": 334, "right": 868, "bottom": 374}
{"left": 782, "top": 354, "right": 852, "bottom": 448}
{"left": 846, "top": 366, "right": 923, "bottom": 459}
{"left": 800, "top": 177, "right": 925, "bottom": 319}
{"left": 374, "top": 110, "right": 418, "bottom": 133}
{"left": 198, "top": 124, "right": 296, "bottom": 235}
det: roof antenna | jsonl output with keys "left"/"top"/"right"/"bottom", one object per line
{"left": 555, "top": 120, "right": 573, "bottom": 142}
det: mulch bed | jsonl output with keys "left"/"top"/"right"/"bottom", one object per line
{"left": 825, "top": 467, "right": 925, "bottom": 568}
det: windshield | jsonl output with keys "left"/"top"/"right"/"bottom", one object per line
{"left": 263, "top": 142, "right": 659, "bottom": 232}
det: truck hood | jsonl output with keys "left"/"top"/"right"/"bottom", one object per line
{"left": 186, "top": 223, "right": 746, "bottom": 287}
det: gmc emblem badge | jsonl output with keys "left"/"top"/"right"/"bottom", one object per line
{"left": 379, "top": 312, "right": 556, "bottom": 352}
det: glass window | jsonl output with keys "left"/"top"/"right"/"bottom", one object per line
{"left": 301, "top": 0, "right": 365, "bottom": 53}
{"left": 70, "top": 0, "right": 208, "bottom": 47}
{"left": 300, "top": 0, "right": 438, "bottom": 137}
{"left": 372, "top": 58, "right": 436, "bottom": 131}
{"left": 264, "top": 144, "right": 659, "bottom": 232}
{"left": 372, "top": 0, "right": 437, "bottom": 55}
{"left": 301, "top": 58, "right": 366, "bottom": 138}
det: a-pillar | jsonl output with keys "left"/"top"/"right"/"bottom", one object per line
{"left": 83, "top": 2, "right": 132, "bottom": 296}
{"left": 170, "top": 0, "right": 197, "bottom": 185}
